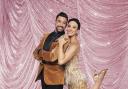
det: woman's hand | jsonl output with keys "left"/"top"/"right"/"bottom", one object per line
{"left": 58, "top": 35, "right": 69, "bottom": 46}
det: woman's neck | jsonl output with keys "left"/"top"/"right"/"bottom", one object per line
{"left": 69, "top": 35, "right": 77, "bottom": 43}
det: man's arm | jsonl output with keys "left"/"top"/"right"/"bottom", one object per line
{"left": 33, "top": 32, "right": 50, "bottom": 60}
{"left": 39, "top": 43, "right": 59, "bottom": 65}
{"left": 33, "top": 37, "right": 45, "bottom": 60}
{"left": 33, "top": 33, "right": 58, "bottom": 65}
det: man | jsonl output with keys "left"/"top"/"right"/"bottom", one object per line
{"left": 33, "top": 12, "right": 68, "bottom": 89}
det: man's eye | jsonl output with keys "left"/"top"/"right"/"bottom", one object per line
{"left": 63, "top": 22, "right": 66, "bottom": 24}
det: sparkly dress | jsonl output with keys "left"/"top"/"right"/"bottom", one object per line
{"left": 65, "top": 53, "right": 87, "bottom": 89}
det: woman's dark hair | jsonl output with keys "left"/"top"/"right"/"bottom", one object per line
{"left": 56, "top": 12, "right": 68, "bottom": 21}
{"left": 68, "top": 18, "right": 80, "bottom": 30}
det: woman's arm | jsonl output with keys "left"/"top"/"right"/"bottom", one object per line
{"left": 58, "top": 43, "right": 79, "bottom": 65}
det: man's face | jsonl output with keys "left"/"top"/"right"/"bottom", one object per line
{"left": 55, "top": 16, "right": 67, "bottom": 32}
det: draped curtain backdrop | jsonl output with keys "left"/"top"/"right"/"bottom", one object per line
{"left": 0, "top": 0, "right": 128, "bottom": 89}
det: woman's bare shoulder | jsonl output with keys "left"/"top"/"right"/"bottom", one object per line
{"left": 70, "top": 41, "right": 80, "bottom": 49}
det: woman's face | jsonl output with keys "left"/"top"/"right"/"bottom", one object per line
{"left": 66, "top": 21, "right": 78, "bottom": 37}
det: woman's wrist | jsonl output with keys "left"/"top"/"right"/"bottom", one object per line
{"left": 59, "top": 44, "right": 64, "bottom": 47}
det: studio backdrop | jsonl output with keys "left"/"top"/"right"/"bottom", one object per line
{"left": 0, "top": 0, "right": 128, "bottom": 89}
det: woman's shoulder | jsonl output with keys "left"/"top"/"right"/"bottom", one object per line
{"left": 70, "top": 41, "right": 80, "bottom": 49}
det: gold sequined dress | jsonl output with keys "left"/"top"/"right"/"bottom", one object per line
{"left": 65, "top": 54, "right": 87, "bottom": 89}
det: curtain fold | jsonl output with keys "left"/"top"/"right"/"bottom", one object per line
{"left": 0, "top": 0, "right": 128, "bottom": 89}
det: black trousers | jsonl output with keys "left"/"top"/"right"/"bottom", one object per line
{"left": 40, "top": 70, "right": 63, "bottom": 89}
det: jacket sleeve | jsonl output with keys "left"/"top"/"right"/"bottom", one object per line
{"left": 33, "top": 37, "right": 45, "bottom": 61}
{"left": 33, "top": 32, "right": 49, "bottom": 60}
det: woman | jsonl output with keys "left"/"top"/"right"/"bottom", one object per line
{"left": 56, "top": 18, "right": 107, "bottom": 89}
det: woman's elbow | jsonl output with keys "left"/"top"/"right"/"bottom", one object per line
{"left": 58, "top": 60, "right": 65, "bottom": 65}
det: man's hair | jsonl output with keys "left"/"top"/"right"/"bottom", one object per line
{"left": 56, "top": 12, "right": 68, "bottom": 21}
{"left": 68, "top": 18, "right": 81, "bottom": 30}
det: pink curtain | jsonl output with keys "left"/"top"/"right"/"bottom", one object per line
{"left": 0, "top": 0, "right": 128, "bottom": 89}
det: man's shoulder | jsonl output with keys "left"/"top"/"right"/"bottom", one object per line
{"left": 41, "top": 32, "right": 51, "bottom": 38}
{"left": 39, "top": 32, "right": 50, "bottom": 41}
{"left": 43, "top": 32, "right": 50, "bottom": 36}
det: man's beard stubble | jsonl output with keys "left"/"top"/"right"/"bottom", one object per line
{"left": 56, "top": 26, "right": 64, "bottom": 32}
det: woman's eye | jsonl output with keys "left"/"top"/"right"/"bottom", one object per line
{"left": 73, "top": 26, "right": 76, "bottom": 29}
{"left": 57, "top": 20, "right": 61, "bottom": 23}
{"left": 68, "top": 25, "right": 70, "bottom": 27}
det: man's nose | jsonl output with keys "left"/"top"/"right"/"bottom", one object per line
{"left": 59, "top": 23, "right": 64, "bottom": 26}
